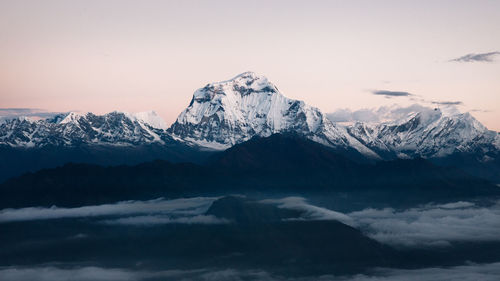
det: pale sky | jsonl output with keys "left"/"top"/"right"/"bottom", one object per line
{"left": 1, "top": 0, "right": 499, "bottom": 130}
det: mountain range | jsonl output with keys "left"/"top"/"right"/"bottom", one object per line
{"left": 1, "top": 72, "right": 499, "bottom": 182}
{"left": 2, "top": 73, "right": 500, "bottom": 279}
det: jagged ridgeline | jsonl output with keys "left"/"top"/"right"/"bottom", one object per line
{"left": 0, "top": 72, "right": 499, "bottom": 182}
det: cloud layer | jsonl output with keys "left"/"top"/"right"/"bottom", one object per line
{"left": 2, "top": 263, "right": 500, "bottom": 281}
{"left": 348, "top": 262, "right": 500, "bottom": 281}
{"left": 0, "top": 197, "right": 222, "bottom": 225}
{"left": 348, "top": 200, "right": 500, "bottom": 247}
{"left": 0, "top": 266, "right": 209, "bottom": 281}
{"left": 3, "top": 195, "right": 500, "bottom": 247}
{"left": 262, "top": 196, "right": 500, "bottom": 248}
{"left": 0, "top": 108, "right": 63, "bottom": 121}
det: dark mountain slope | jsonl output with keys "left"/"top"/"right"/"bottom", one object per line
{"left": 209, "top": 133, "right": 364, "bottom": 172}
{"left": 205, "top": 196, "right": 303, "bottom": 223}
{"left": 0, "top": 160, "right": 215, "bottom": 208}
{"left": 0, "top": 141, "right": 215, "bottom": 183}
{"left": 1, "top": 134, "right": 498, "bottom": 209}
{"left": 209, "top": 134, "right": 499, "bottom": 207}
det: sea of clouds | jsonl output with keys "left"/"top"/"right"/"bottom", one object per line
{"left": 2, "top": 263, "right": 500, "bottom": 281}
{"left": 2, "top": 196, "right": 500, "bottom": 247}
{"left": 261, "top": 197, "right": 500, "bottom": 247}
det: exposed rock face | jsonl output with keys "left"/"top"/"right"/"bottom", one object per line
{"left": 342, "top": 106, "right": 500, "bottom": 159}
{"left": 168, "top": 72, "right": 379, "bottom": 157}
{"left": 0, "top": 111, "right": 167, "bottom": 147}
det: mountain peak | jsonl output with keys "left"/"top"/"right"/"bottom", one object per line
{"left": 340, "top": 104, "right": 498, "bottom": 158}
{"left": 195, "top": 71, "right": 278, "bottom": 100}
{"left": 169, "top": 73, "right": 380, "bottom": 158}
{"left": 170, "top": 72, "right": 289, "bottom": 148}
{"left": 1, "top": 74, "right": 497, "bottom": 167}
{"left": 56, "top": 111, "right": 85, "bottom": 124}
{"left": 328, "top": 104, "right": 468, "bottom": 126}
{"left": 231, "top": 71, "right": 260, "bottom": 80}
{"left": 131, "top": 111, "right": 168, "bottom": 129}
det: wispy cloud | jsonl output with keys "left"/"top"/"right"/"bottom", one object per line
{"left": 372, "top": 90, "right": 413, "bottom": 97}
{"left": 260, "top": 197, "right": 354, "bottom": 225}
{"left": 0, "top": 197, "right": 220, "bottom": 224}
{"left": 450, "top": 51, "right": 500, "bottom": 62}
{"left": 431, "top": 101, "right": 463, "bottom": 106}
{"left": 0, "top": 108, "right": 63, "bottom": 120}
{"left": 471, "top": 109, "right": 492, "bottom": 113}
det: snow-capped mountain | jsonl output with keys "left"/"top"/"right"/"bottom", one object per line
{"left": 330, "top": 105, "right": 500, "bottom": 159}
{"left": 132, "top": 111, "right": 169, "bottom": 130}
{"left": 0, "top": 111, "right": 167, "bottom": 147}
{"left": 0, "top": 72, "right": 498, "bottom": 162}
{"left": 168, "top": 72, "right": 379, "bottom": 157}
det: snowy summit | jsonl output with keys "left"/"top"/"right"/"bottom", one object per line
{"left": 168, "top": 72, "right": 378, "bottom": 157}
